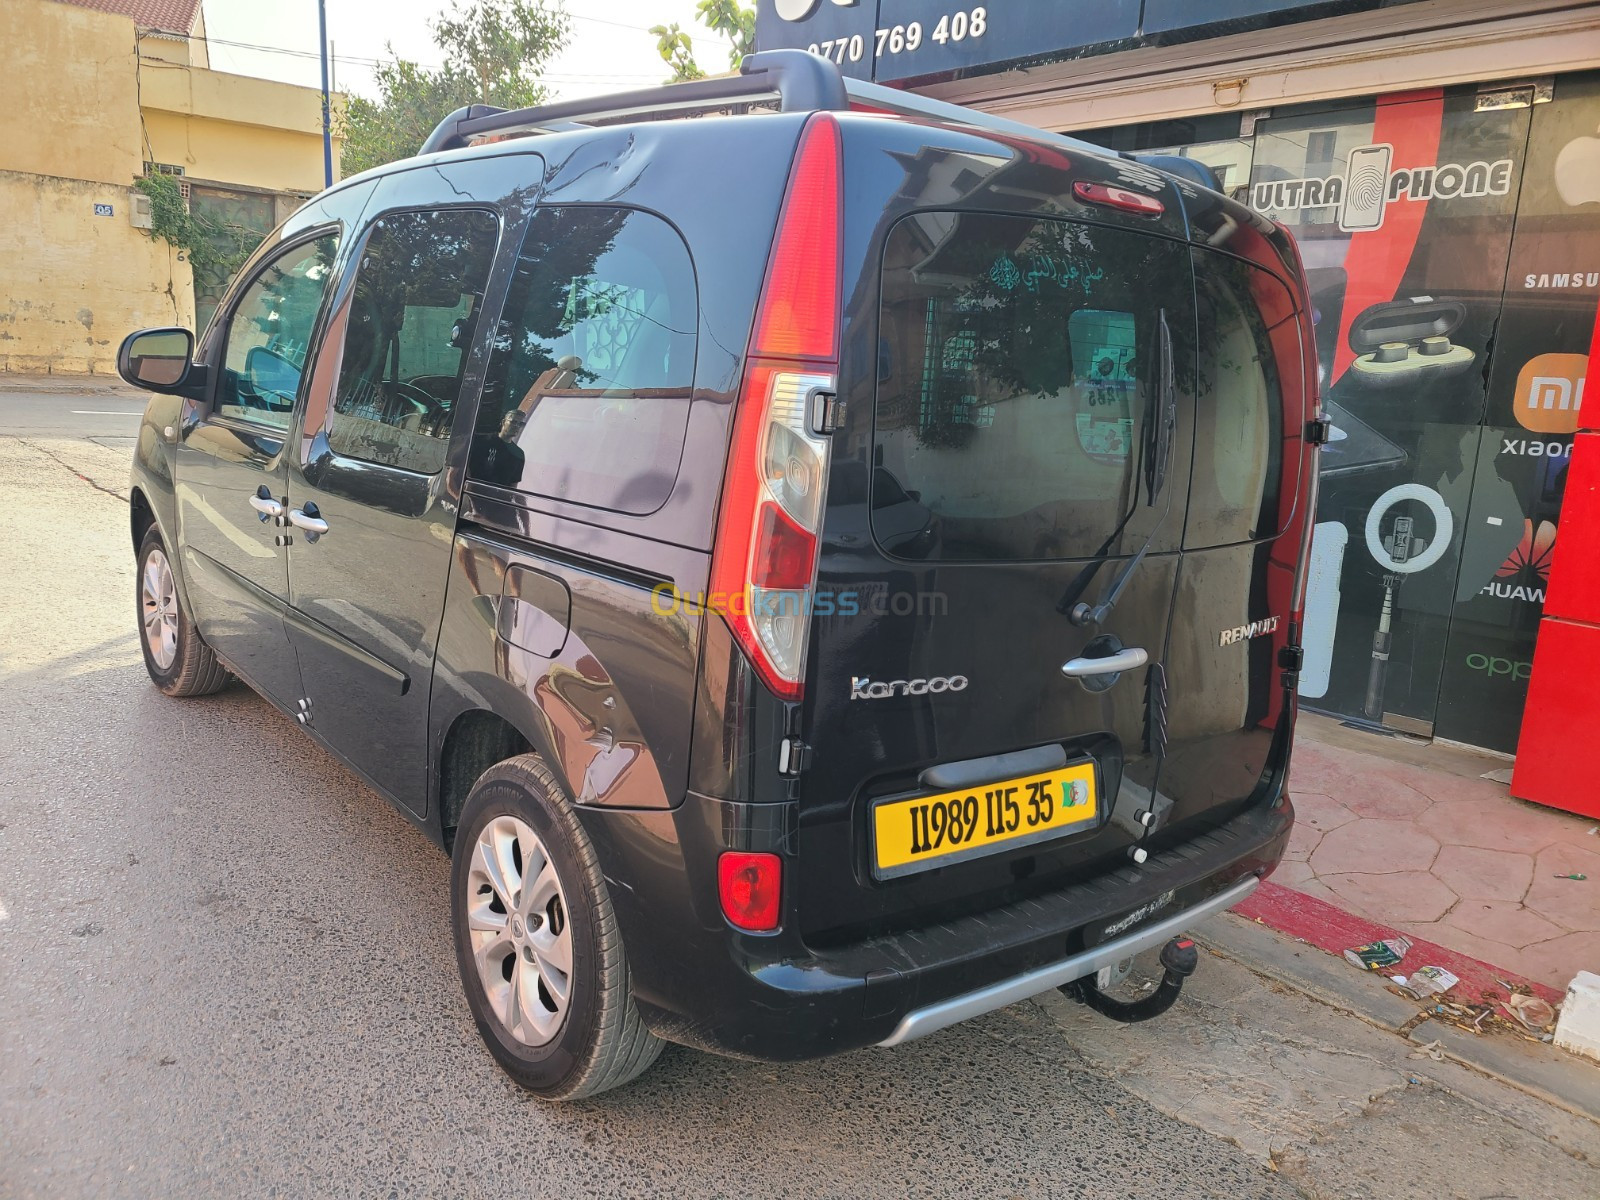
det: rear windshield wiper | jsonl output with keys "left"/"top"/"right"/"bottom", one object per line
{"left": 1146, "top": 308, "right": 1177, "bottom": 507}
{"left": 1057, "top": 309, "right": 1178, "bottom": 627}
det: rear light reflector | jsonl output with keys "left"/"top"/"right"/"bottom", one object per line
{"left": 718, "top": 851, "right": 782, "bottom": 932}
{"left": 751, "top": 502, "right": 816, "bottom": 590}
{"left": 1073, "top": 180, "right": 1165, "bottom": 217}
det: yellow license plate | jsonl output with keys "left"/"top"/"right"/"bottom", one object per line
{"left": 872, "top": 762, "right": 1099, "bottom": 879}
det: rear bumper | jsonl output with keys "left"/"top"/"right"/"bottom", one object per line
{"left": 877, "top": 874, "right": 1256, "bottom": 1045}
{"left": 576, "top": 793, "right": 1291, "bottom": 1062}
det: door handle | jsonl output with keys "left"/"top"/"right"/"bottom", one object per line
{"left": 1061, "top": 647, "right": 1148, "bottom": 677}
{"left": 287, "top": 507, "right": 329, "bottom": 537}
{"left": 249, "top": 493, "right": 284, "bottom": 520}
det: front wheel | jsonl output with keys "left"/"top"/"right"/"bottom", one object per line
{"left": 450, "top": 755, "right": 663, "bottom": 1099}
{"left": 136, "top": 528, "right": 230, "bottom": 697}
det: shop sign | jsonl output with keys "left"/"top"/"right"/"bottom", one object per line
{"left": 1250, "top": 145, "right": 1515, "bottom": 231}
{"left": 754, "top": 0, "right": 1423, "bottom": 84}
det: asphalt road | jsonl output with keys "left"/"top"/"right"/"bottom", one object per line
{"left": 0, "top": 383, "right": 148, "bottom": 438}
{"left": 2, "top": 393, "right": 1594, "bottom": 1198}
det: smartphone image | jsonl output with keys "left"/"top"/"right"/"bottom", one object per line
{"left": 1339, "top": 143, "right": 1393, "bottom": 233}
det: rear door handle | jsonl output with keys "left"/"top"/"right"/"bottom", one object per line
{"left": 249, "top": 492, "right": 284, "bottom": 520}
{"left": 1061, "top": 647, "right": 1148, "bottom": 677}
{"left": 287, "top": 507, "right": 329, "bottom": 537}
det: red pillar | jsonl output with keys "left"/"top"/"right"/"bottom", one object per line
{"left": 1512, "top": 299, "right": 1600, "bottom": 817}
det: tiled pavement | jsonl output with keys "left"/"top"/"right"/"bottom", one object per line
{"left": 1283, "top": 715, "right": 1600, "bottom": 990}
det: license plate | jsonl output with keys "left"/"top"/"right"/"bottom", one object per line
{"left": 872, "top": 762, "right": 1099, "bottom": 879}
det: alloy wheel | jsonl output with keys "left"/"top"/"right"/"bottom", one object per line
{"left": 466, "top": 815, "right": 573, "bottom": 1047}
{"left": 141, "top": 547, "right": 179, "bottom": 671}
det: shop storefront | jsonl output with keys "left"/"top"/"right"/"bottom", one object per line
{"left": 757, "top": 0, "right": 1600, "bottom": 760}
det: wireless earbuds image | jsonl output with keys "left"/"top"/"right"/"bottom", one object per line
{"left": 1347, "top": 297, "right": 1475, "bottom": 385}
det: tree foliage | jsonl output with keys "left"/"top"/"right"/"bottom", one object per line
{"left": 650, "top": 25, "right": 704, "bottom": 82}
{"left": 650, "top": 1, "right": 754, "bottom": 83}
{"left": 341, "top": 0, "right": 570, "bottom": 178}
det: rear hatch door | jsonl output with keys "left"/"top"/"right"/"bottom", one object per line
{"left": 799, "top": 200, "right": 1200, "bottom": 940}
{"left": 1157, "top": 244, "right": 1312, "bottom": 832}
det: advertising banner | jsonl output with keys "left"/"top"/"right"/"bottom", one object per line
{"left": 1433, "top": 76, "right": 1600, "bottom": 750}
{"left": 1250, "top": 78, "right": 1600, "bottom": 750}
{"left": 1070, "top": 75, "right": 1600, "bottom": 753}
{"left": 1252, "top": 88, "right": 1531, "bottom": 736}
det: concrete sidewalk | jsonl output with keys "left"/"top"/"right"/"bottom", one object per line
{"left": 1053, "top": 911, "right": 1600, "bottom": 1195}
{"left": 1278, "top": 714, "right": 1598, "bottom": 992}
{"left": 1192, "top": 909, "right": 1600, "bottom": 1128}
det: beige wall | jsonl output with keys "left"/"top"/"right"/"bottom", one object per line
{"left": 0, "top": 0, "right": 141, "bottom": 186}
{"left": 0, "top": 172, "right": 195, "bottom": 375}
{"left": 143, "top": 109, "right": 337, "bottom": 195}
{"left": 141, "top": 61, "right": 342, "bottom": 191}
{"left": 0, "top": 0, "right": 340, "bottom": 374}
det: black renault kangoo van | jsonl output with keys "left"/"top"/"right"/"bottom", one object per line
{"left": 121, "top": 51, "right": 1319, "bottom": 1099}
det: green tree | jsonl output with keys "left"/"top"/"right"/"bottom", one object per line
{"left": 649, "top": 1, "right": 754, "bottom": 83}
{"left": 341, "top": 0, "right": 570, "bottom": 178}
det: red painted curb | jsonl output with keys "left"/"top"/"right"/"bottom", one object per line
{"left": 1235, "top": 879, "right": 1565, "bottom": 1006}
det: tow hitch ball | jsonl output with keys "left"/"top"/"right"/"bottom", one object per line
{"left": 1063, "top": 936, "right": 1200, "bottom": 1023}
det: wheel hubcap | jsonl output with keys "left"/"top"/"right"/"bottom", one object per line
{"left": 141, "top": 548, "right": 179, "bottom": 671}
{"left": 466, "top": 815, "right": 572, "bottom": 1047}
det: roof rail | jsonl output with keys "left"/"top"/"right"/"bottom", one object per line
{"left": 836, "top": 74, "right": 1112, "bottom": 160}
{"left": 414, "top": 49, "right": 1212, "bottom": 195}
{"left": 420, "top": 103, "right": 509, "bottom": 156}
{"left": 418, "top": 49, "right": 848, "bottom": 155}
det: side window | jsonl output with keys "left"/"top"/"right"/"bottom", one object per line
{"left": 324, "top": 209, "right": 501, "bottom": 476}
{"left": 471, "top": 206, "right": 698, "bottom": 515}
{"left": 217, "top": 235, "right": 339, "bottom": 428}
{"left": 1189, "top": 251, "right": 1302, "bottom": 546}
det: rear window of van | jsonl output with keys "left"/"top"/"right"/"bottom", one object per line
{"left": 874, "top": 210, "right": 1193, "bottom": 562}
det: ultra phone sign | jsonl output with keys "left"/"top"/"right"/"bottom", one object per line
{"left": 1250, "top": 143, "right": 1516, "bottom": 233}
{"left": 754, "top": 0, "right": 1432, "bottom": 84}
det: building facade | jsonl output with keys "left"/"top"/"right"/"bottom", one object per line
{"left": 756, "top": 0, "right": 1600, "bottom": 774}
{"left": 0, "top": 0, "right": 341, "bottom": 373}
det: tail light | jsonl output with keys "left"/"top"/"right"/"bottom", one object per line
{"left": 709, "top": 114, "right": 842, "bottom": 702}
{"left": 1073, "top": 180, "right": 1165, "bottom": 217}
{"left": 718, "top": 851, "right": 782, "bottom": 932}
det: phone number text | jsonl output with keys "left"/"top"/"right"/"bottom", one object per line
{"left": 808, "top": 7, "right": 988, "bottom": 65}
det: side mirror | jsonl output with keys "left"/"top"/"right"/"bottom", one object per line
{"left": 117, "top": 327, "right": 194, "bottom": 392}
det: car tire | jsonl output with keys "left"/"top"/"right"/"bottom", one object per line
{"left": 450, "top": 754, "right": 663, "bottom": 1100}
{"left": 136, "top": 527, "right": 231, "bottom": 698}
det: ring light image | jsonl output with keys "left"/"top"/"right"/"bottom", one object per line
{"left": 1361, "top": 483, "right": 1453, "bottom": 721}
{"left": 1365, "top": 483, "right": 1453, "bottom": 574}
